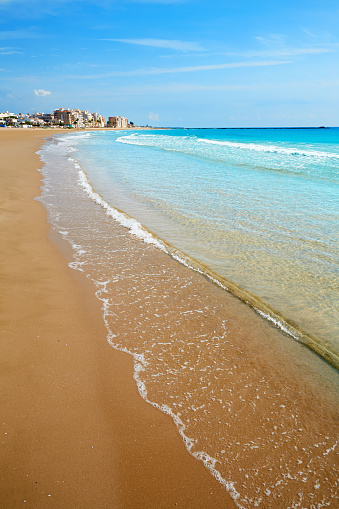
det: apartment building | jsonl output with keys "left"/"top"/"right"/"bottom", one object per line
{"left": 0, "top": 111, "right": 16, "bottom": 120}
{"left": 1, "top": 108, "right": 114, "bottom": 129}
{"left": 53, "top": 108, "right": 105, "bottom": 128}
{"left": 54, "top": 108, "right": 74, "bottom": 126}
{"left": 40, "top": 113, "right": 55, "bottom": 124}
{"left": 107, "top": 116, "right": 129, "bottom": 128}
{"left": 92, "top": 112, "right": 106, "bottom": 127}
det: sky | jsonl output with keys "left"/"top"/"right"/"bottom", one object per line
{"left": 0, "top": 0, "right": 338, "bottom": 127}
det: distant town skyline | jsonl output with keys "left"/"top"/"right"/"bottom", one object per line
{"left": 0, "top": 108, "right": 130, "bottom": 128}
{"left": 0, "top": 0, "right": 338, "bottom": 127}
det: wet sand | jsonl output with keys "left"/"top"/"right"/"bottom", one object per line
{"left": 0, "top": 129, "right": 236, "bottom": 508}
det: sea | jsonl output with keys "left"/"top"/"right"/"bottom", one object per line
{"left": 38, "top": 127, "right": 339, "bottom": 508}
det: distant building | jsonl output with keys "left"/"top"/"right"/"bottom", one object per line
{"left": 70, "top": 109, "right": 84, "bottom": 128}
{"left": 0, "top": 111, "right": 16, "bottom": 120}
{"left": 0, "top": 111, "right": 17, "bottom": 125}
{"left": 107, "top": 116, "right": 129, "bottom": 128}
{"left": 39, "top": 113, "right": 55, "bottom": 124}
{"left": 81, "top": 110, "right": 92, "bottom": 126}
{"left": 54, "top": 108, "right": 74, "bottom": 126}
{"left": 92, "top": 112, "right": 106, "bottom": 128}
{"left": 0, "top": 108, "right": 122, "bottom": 129}
{"left": 53, "top": 108, "right": 106, "bottom": 128}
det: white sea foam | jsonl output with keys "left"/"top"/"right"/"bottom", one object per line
{"left": 116, "top": 133, "right": 339, "bottom": 160}
{"left": 88, "top": 275, "right": 244, "bottom": 506}
{"left": 77, "top": 167, "right": 167, "bottom": 252}
{"left": 74, "top": 153, "right": 315, "bottom": 366}
{"left": 73, "top": 157, "right": 320, "bottom": 506}
{"left": 254, "top": 308, "right": 301, "bottom": 340}
{"left": 198, "top": 137, "right": 339, "bottom": 159}
{"left": 44, "top": 145, "right": 245, "bottom": 506}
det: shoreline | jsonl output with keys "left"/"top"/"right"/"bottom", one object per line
{"left": 73, "top": 130, "right": 338, "bottom": 372}
{"left": 76, "top": 162, "right": 339, "bottom": 371}
{"left": 0, "top": 129, "right": 236, "bottom": 508}
{"left": 2, "top": 129, "right": 338, "bottom": 508}
{"left": 39, "top": 130, "right": 339, "bottom": 507}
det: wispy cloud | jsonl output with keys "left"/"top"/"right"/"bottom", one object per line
{"left": 34, "top": 88, "right": 51, "bottom": 96}
{"left": 149, "top": 112, "right": 159, "bottom": 121}
{"left": 0, "top": 46, "right": 23, "bottom": 54}
{"left": 147, "top": 60, "right": 291, "bottom": 74}
{"left": 103, "top": 38, "right": 205, "bottom": 52}
{"left": 250, "top": 32, "right": 339, "bottom": 58}
{"left": 255, "top": 33, "right": 288, "bottom": 46}
{"left": 74, "top": 59, "right": 291, "bottom": 79}
{"left": 87, "top": 78, "right": 339, "bottom": 97}
{"left": 302, "top": 28, "right": 317, "bottom": 38}
{"left": 0, "top": 29, "right": 38, "bottom": 40}
{"left": 221, "top": 47, "right": 334, "bottom": 58}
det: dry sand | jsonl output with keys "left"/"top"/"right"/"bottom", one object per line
{"left": 0, "top": 129, "right": 236, "bottom": 508}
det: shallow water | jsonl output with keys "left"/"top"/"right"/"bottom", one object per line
{"left": 70, "top": 128, "right": 339, "bottom": 362}
{"left": 37, "top": 134, "right": 339, "bottom": 508}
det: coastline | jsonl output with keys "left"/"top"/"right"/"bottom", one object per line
{"left": 2, "top": 129, "right": 338, "bottom": 508}
{"left": 0, "top": 129, "right": 236, "bottom": 508}
{"left": 39, "top": 130, "right": 339, "bottom": 507}
{"left": 81, "top": 127, "right": 339, "bottom": 363}
{"left": 71, "top": 128, "right": 339, "bottom": 371}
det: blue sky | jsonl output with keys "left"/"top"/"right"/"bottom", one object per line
{"left": 0, "top": 0, "right": 338, "bottom": 127}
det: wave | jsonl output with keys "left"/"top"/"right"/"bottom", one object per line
{"left": 117, "top": 133, "right": 339, "bottom": 161}
{"left": 198, "top": 137, "right": 339, "bottom": 159}
{"left": 74, "top": 158, "right": 339, "bottom": 372}
{"left": 77, "top": 167, "right": 167, "bottom": 252}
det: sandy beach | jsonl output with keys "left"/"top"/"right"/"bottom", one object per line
{"left": 1, "top": 128, "right": 338, "bottom": 509}
{"left": 0, "top": 129, "right": 236, "bottom": 508}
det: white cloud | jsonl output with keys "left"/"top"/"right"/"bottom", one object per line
{"left": 221, "top": 47, "right": 333, "bottom": 58}
{"left": 0, "top": 29, "right": 38, "bottom": 39}
{"left": 75, "top": 59, "right": 291, "bottom": 79}
{"left": 0, "top": 49, "right": 23, "bottom": 54}
{"left": 255, "top": 34, "right": 288, "bottom": 46}
{"left": 250, "top": 33, "right": 339, "bottom": 58}
{"left": 93, "top": 78, "right": 339, "bottom": 97}
{"left": 104, "top": 38, "right": 205, "bottom": 52}
{"left": 302, "top": 28, "right": 317, "bottom": 38}
{"left": 34, "top": 88, "right": 52, "bottom": 96}
{"left": 149, "top": 112, "right": 159, "bottom": 121}
{"left": 146, "top": 60, "right": 291, "bottom": 74}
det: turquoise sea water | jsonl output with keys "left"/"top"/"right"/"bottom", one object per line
{"left": 72, "top": 127, "right": 339, "bottom": 365}
{"left": 38, "top": 129, "right": 339, "bottom": 507}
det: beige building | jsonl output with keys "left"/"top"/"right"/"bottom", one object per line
{"left": 92, "top": 112, "right": 106, "bottom": 128}
{"left": 54, "top": 108, "right": 105, "bottom": 128}
{"left": 107, "top": 116, "right": 129, "bottom": 128}
{"left": 71, "top": 109, "right": 85, "bottom": 128}
{"left": 54, "top": 108, "right": 74, "bottom": 126}
{"left": 0, "top": 111, "right": 16, "bottom": 120}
